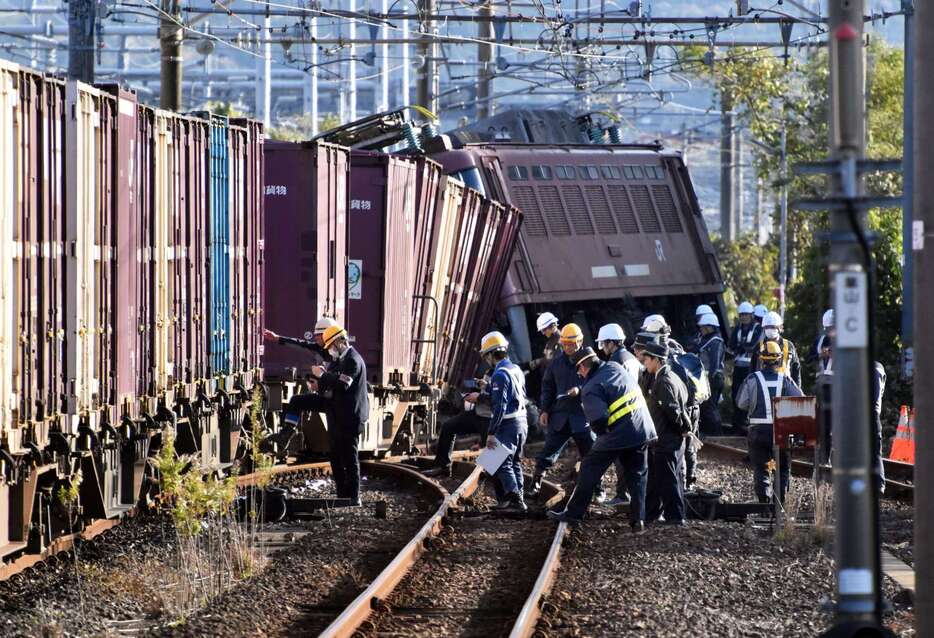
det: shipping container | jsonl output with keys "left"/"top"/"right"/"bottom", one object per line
{"left": 346, "top": 151, "right": 418, "bottom": 387}
{"left": 204, "top": 114, "right": 231, "bottom": 376}
{"left": 409, "top": 157, "right": 444, "bottom": 381}
{"left": 262, "top": 141, "right": 349, "bottom": 381}
{"left": 0, "top": 62, "right": 16, "bottom": 447}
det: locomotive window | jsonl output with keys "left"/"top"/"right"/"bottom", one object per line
{"left": 508, "top": 165, "right": 530, "bottom": 180}
{"left": 585, "top": 165, "right": 600, "bottom": 179}
{"left": 623, "top": 166, "right": 636, "bottom": 179}
{"left": 644, "top": 166, "right": 657, "bottom": 179}
{"left": 632, "top": 165, "right": 645, "bottom": 179}
{"left": 556, "top": 165, "right": 574, "bottom": 180}
{"left": 532, "top": 165, "right": 553, "bottom": 180}
{"left": 577, "top": 166, "right": 592, "bottom": 180}
{"left": 601, "top": 165, "right": 622, "bottom": 179}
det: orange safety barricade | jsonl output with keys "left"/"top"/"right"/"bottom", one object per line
{"left": 889, "top": 405, "right": 915, "bottom": 464}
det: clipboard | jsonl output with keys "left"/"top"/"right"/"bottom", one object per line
{"left": 477, "top": 438, "right": 517, "bottom": 475}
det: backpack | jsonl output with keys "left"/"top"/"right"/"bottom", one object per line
{"left": 672, "top": 352, "right": 710, "bottom": 405}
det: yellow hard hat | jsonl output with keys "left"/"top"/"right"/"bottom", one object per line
{"left": 322, "top": 324, "right": 348, "bottom": 349}
{"left": 559, "top": 323, "right": 583, "bottom": 344}
{"left": 759, "top": 339, "right": 783, "bottom": 363}
{"left": 480, "top": 331, "right": 509, "bottom": 355}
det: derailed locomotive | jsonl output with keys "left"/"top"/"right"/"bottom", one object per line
{"left": 431, "top": 109, "right": 727, "bottom": 361}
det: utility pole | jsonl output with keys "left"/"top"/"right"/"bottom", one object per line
{"left": 67, "top": 0, "right": 95, "bottom": 81}
{"left": 821, "top": 1, "right": 889, "bottom": 635}
{"left": 402, "top": 14, "right": 410, "bottom": 107}
{"left": 380, "top": 0, "right": 390, "bottom": 113}
{"left": 417, "top": 0, "right": 438, "bottom": 113}
{"left": 255, "top": 13, "right": 271, "bottom": 128}
{"left": 477, "top": 1, "right": 494, "bottom": 120}
{"left": 778, "top": 115, "right": 788, "bottom": 317}
{"left": 349, "top": 0, "right": 357, "bottom": 121}
{"left": 912, "top": 2, "right": 933, "bottom": 636}
{"left": 735, "top": 132, "right": 744, "bottom": 234}
{"left": 720, "top": 90, "right": 735, "bottom": 241}
{"left": 901, "top": 0, "right": 915, "bottom": 378}
{"left": 159, "top": 0, "right": 183, "bottom": 110}
{"left": 310, "top": 15, "right": 318, "bottom": 135}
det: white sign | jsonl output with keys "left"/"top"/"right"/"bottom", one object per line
{"left": 624, "top": 264, "right": 650, "bottom": 277}
{"left": 834, "top": 271, "right": 867, "bottom": 349}
{"left": 591, "top": 265, "right": 617, "bottom": 279}
{"left": 913, "top": 220, "right": 925, "bottom": 250}
{"left": 348, "top": 259, "right": 363, "bottom": 300}
{"left": 350, "top": 199, "right": 373, "bottom": 211}
{"left": 654, "top": 239, "right": 667, "bottom": 262}
{"left": 264, "top": 185, "right": 288, "bottom": 196}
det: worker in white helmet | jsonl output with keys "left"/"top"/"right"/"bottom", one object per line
{"left": 751, "top": 311, "right": 801, "bottom": 387}
{"left": 640, "top": 314, "right": 685, "bottom": 354}
{"left": 727, "top": 301, "right": 762, "bottom": 433}
{"left": 596, "top": 323, "right": 642, "bottom": 506}
{"left": 264, "top": 316, "right": 337, "bottom": 363}
{"left": 697, "top": 313, "right": 725, "bottom": 437}
{"left": 810, "top": 309, "right": 836, "bottom": 466}
{"left": 527, "top": 312, "right": 561, "bottom": 372}
{"left": 808, "top": 309, "right": 836, "bottom": 377}
{"left": 686, "top": 304, "right": 715, "bottom": 353}
{"left": 753, "top": 304, "right": 769, "bottom": 326}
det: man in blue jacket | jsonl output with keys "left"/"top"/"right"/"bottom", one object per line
{"left": 466, "top": 331, "right": 528, "bottom": 511}
{"left": 528, "top": 323, "right": 597, "bottom": 498}
{"left": 547, "top": 347, "right": 657, "bottom": 532}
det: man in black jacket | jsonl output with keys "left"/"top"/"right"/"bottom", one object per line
{"left": 640, "top": 335, "right": 690, "bottom": 526}
{"left": 300, "top": 323, "right": 369, "bottom": 505}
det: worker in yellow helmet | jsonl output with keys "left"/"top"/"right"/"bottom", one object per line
{"left": 279, "top": 323, "right": 369, "bottom": 506}
{"left": 528, "top": 323, "right": 601, "bottom": 501}
{"left": 464, "top": 331, "right": 528, "bottom": 511}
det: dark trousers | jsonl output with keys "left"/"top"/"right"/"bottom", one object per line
{"left": 535, "top": 424, "right": 594, "bottom": 473}
{"left": 699, "top": 379, "right": 723, "bottom": 437}
{"left": 328, "top": 427, "right": 361, "bottom": 499}
{"left": 748, "top": 425, "right": 789, "bottom": 502}
{"left": 645, "top": 439, "right": 685, "bottom": 523}
{"left": 434, "top": 411, "right": 489, "bottom": 468}
{"left": 683, "top": 405, "right": 699, "bottom": 486}
{"left": 731, "top": 365, "right": 752, "bottom": 431}
{"left": 565, "top": 444, "right": 648, "bottom": 525}
{"left": 492, "top": 422, "right": 527, "bottom": 500}
{"left": 284, "top": 392, "right": 323, "bottom": 426}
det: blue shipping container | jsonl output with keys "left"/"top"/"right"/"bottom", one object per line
{"left": 202, "top": 114, "right": 231, "bottom": 375}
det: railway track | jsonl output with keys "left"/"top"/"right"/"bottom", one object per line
{"left": 702, "top": 436, "right": 914, "bottom": 500}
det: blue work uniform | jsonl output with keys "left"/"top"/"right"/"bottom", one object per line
{"left": 485, "top": 358, "right": 528, "bottom": 499}
{"left": 736, "top": 369, "right": 803, "bottom": 502}
{"left": 698, "top": 332, "right": 726, "bottom": 437}
{"left": 609, "top": 347, "right": 642, "bottom": 498}
{"left": 564, "top": 360, "right": 657, "bottom": 525}
{"left": 535, "top": 352, "right": 594, "bottom": 474}
{"left": 728, "top": 322, "right": 762, "bottom": 430}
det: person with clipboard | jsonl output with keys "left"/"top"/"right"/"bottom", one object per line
{"left": 465, "top": 331, "right": 528, "bottom": 512}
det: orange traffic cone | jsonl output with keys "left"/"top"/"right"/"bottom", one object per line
{"left": 889, "top": 405, "right": 915, "bottom": 464}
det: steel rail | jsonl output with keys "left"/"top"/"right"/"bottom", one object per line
{"left": 701, "top": 437, "right": 914, "bottom": 500}
{"left": 508, "top": 520, "right": 568, "bottom": 638}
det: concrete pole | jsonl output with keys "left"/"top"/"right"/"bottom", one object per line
{"left": 824, "top": 1, "right": 886, "bottom": 634}
{"left": 901, "top": 1, "right": 914, "bottom": 375}
{"left": 912, "top": 3, "right": 934, "bottom": 636}
{"left": 756, "top": 177, "right": 765, "bottom": 244}
{"left": 779, "top": 118, "right": 788, "bottom": 318}
{"left": 402, "top": 15, "right": 410, "bottom": 107}
{"left": 159, "top": 0, "right": 183, "bottom": 110}
{"left": 349, "top": 0, "right": 357, "bottom": 121}
{"left": 255, "top": 14, "right": 271, "bottom": 127}
{"left": 380, "top": 0, "right": 390, "bottom": 113}
{"left": 477, "top": 1, "right": 494, "bottom": 120}
{"left": 720, "top": 90, "right": 735, "bottom": 241}
{"left": 67, "top": 0, "right": 95, "bottom": 81}
{"left": 310, "top": 16, "right": 318, "bottom": 135}
{"left": 417, "top": 0, "right": 438, "bottom": 113}
{"left": 735, "top": 132, "right": 744, "bottom": 233}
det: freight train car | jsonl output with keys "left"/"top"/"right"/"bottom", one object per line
{"left": 430, "top": 109, "right": 726, "bottom": 362}
{"left": 0, "top": 60, "right": 264, "bottom": 562}
{"left": 262, "top": 145, "right": 520, "bottom": 458}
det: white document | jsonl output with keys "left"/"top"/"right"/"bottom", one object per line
{"left": 477, "top": 438, "right": 516, "bottom": 476}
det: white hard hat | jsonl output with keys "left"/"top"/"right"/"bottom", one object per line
{"left": 822, "top": 309, "right": 834, "bottom": 329}
{"left": 698, "top": 313, "right": 720, "bottom": 328}
{"left": 597, "top": 323, "right": 626, "bottom": 343}
{"left": 536, "top": 312, "right": 559, "bottom": 333}
{"left": 640, "top": 314, "right": 669, "bottom": 333}
{"left": 695, "top": 304, "right": 714, "bottom": 316}
{"left": 314, "top": 316, "right": 338, "bottom": 335}
{"left": 763, "top": 311, "right": 783, "bottom": 328}
{"left": 753, "top": 304, "right": 768, "bottom": 319}
{"left": 737, "top": 301, "right": 754, "bottom": 315}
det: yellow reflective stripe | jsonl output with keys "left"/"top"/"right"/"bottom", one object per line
{"left": 607, "top": 391, "right": 643, "bottom": 426}
{"left": 608, "top": 389, "right": 639, "bottom": 414}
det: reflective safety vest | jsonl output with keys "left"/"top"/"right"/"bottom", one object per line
{"left": 770, "top": 338, "right": 791, "bottom": 376}
{"left": 749, "top": 371, "right": 785, "bottom": 425}
{"left": 495, "top": 362, "right": 527, "bottom": 421}
{"left": 735, "top": 326, "right": 758, "bottom": 366}
{"left": 607, "top": 388, "right": 646, "bottom": 428}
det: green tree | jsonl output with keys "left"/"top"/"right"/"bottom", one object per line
{"left": 685, "top": 42, "right": 909, "bottom": 425}
{"left": 712, "top": 233, "right": 778, "bottom": 318}
{"left": 267, "top": 113, "right": 342, "bottom": 141}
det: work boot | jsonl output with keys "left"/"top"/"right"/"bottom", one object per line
{"left": 527, "top": 470, "right": 544, "bottom": 497}
{"left": 423, "top": 465, "right": 452, "bottom": 478}
{"left": 630, "top": 520, "right": 645, "bottom": 534}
